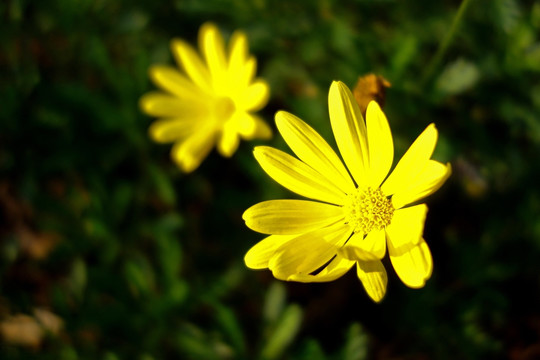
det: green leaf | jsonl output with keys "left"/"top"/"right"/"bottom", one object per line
{"left": 493, "top": 0, "right": 522, "bottom": 33}
{"left": 124, "top": 255, "right": 156, "bottom": 297}
{"left": 435, "top": 58, "right": 480, "bottom": 95}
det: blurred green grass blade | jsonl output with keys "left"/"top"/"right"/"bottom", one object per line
{"left": 148, "top": 163, "right": 177, "bottom": 207}
{"left": 297, "top": 339, "right": 327, "bottom": 360}
{"left": 342, "top": 323, "right": 368, "bottom": 360}
{"left": 175, "top": 323, "right": 230, "bottom": 360}
{"left": 68, "top": 257, "right": 87, "bottom": 301}
{"left": 263, "top": 281, "right": 286, "bottom": 324}
{"left": 260, "top": 303, "right": 303, "bottom": 360}
{"left": 213, "top": 303, "right": 247, "bottom": 357}
{"left": 156, "top": 232, "right": 183, "bottom": 285}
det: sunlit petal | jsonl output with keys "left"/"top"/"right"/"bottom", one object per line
{"left": 237, "top": 57, "right": 256, "bottom": 89}
{"left": 198, "top": 23, "right": 227, "bottom": 83}
{"left": 148, "top": 65, "right": 204, "bottom": 100}
{"left": 249, "top": 114, "right": 273, "bottom": 140}
{"left": 328, "top": 81, "right": 370, "bottom": 187}
{"left": 244, "top": 234, "right": 297, "bottom": 269}
{"left": 387, "top": 204, "right": 428, "bottom": 245}
{"left": 238, "top": 80, "right": 269, "bottom": 112}
{"left": 148, "top": 118, "right": 198, "bottom": 144}
{"left": 170, "top": 128, "right": 216, "bottom": 173}
{"left": 392, "top": 161, "right": 452, "bottom": 208}
{"left": 386, "top": 204, "right": 432, "bottom": 288}
{"left": 382, "top": 124, "right": 438, "bottom": 196}
{"left": 216, "top": 124, "right": 240, "bottom": 157}
{"left": 253, "top": 146, "right": 347, "bottom": 205}
{"left": 170, "top": 38, "right": 212, "bottom": 92}
{"left": 388, "top": 237, "right": 433, "bottom": 289}
{"left": 288, "top": 255, "right": 355, "bottom": 282}
{"left": 366, "top": 101, "right": 393, "bottom": 187}
{"left": 243, "top": 199, "right": 344, "bottom": 235}
{"left": 356, "top": 260, "right": 387, "bottom": 303}
{"left": 140, "top": 92, "right": 205, "bottom": 118}
{"left": 275, "top": 111, "right": 356, "bottom": 193}
{"left": 268, "top": 223, "right": 351, "bottom": 280}
{"left": 228, "top": 30, "right": 248, "bottom": 77}
{"left": 340, "top": 229, "right": 386, "bottom": 260}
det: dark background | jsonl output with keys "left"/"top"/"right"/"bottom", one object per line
{"left": 1, "top": 0, "right": 540, "bottom": 359}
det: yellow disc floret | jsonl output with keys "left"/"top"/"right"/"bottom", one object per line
{"left": 344, "top": 187, "right": 394, "bottom": 234}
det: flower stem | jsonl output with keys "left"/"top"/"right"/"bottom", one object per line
{"left": 421, "top": 0, "right": 474, "bottom": 86}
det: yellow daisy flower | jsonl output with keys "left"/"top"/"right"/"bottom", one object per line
{"left": 140, "top": 22, "right": 272, "bottom": 172}
{"left": 243, "top": 81, "right": 451, "bottom": 302}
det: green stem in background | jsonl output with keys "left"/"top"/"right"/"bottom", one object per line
{"left": 421, "top": 0, "right": 474, "bottom": 86}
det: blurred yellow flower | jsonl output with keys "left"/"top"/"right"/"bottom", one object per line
{"left": 140, "top": 22, "right": 272, "bottom": 172}
{"left": 243, "top": 81, "right": 451, "bottom": 302}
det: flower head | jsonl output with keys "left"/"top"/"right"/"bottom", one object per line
{"left": 243, "top": 81, "right": 451, "bottom": 302}
{"left": 140, "top": 22, "right": 272, "bottom": 172}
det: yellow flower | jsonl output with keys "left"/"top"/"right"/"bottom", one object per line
{"left": 243, "top": 81, "right": 451, "bottom": 302}
{"left": 140, "top": 22, "right": 272, "bottom": 172}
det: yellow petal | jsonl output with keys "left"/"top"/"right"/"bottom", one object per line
{"left": 148, "top": 65, "right": 204, "bottom": 100}
{"left": 356, "top": 260, "right": 387, "bottom": 303}
{"left": 234, "top": 112, "right": 257, "bottom": 139}
{"left": 392, "top": 161, "right": 452, "bottom": 209}
{"left": 381, "top": 123, "right": 438, "bottom": 196}
{"left": 253, "top": 146, "right": 347, "bottom": 205}
{"left": 242, "top": 199, "right": 344, "bottom": 235}
{"left": 216, "top": 124, "right": 240, "bottom": 157}
{"left": 198, "top": 23, "right": 227, "bottom": 82}
{"left": 228, "top": 30, "right": 248, "bottom": 78}
{"left": 236, "top": 113, "right": 272, "bottom": 140}
{"left": 268, "top": 223, "right": 351, "bottom": 280}
{"left": 239, "top": 57, "right": 256, "bottom": 89}
{"left": 170, "top": 127, "right": 216, "bottom": 173}
{"left": 340, "top": 229, "right": 386, "bottom": 260}
{"left": 387, "top": 204, "right": 428, "bottom": 245}
{"left": 275, "top": 111, "right": 355, "bottom": 193}
{"left": 238, "top": 80, "right": 269, "bottom": 111}
{"left": 250, "top": 114, "right": 273, "bottom": 140}
{"left": 244, "top": 234, "right": 297, "bottom": 269}
{"left": 148, "top": 118, "right": 197, "bottom": 144}
{"left": 328, "top": 81, "right": 370, "bottom": 188}
{"left": 386, "top": 205, "right": 432, "bottom": 288}
{"left": 366, "top": 101, "right": 394, "bottom": 187}
{"left": 170, "top": 38, "right": 211, "bottom": 93}
{"left": 140, "top": 92, "right": 204, "bottom": 118}
{"left": 288, "top": 255, "right": 355, "bottom": 283}
{"left": 388, "top": 238, "right": 433, "bottom": 289}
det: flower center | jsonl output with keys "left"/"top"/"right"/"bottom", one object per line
{"left": 213, "top": 97, "right": 236, "bottom": 120}
{"left": 343, "top": 187, "right": 394, "bottom": 234}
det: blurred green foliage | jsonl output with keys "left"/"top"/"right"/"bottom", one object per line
{"left": 1, "top": 0, "right": 540, "bottom": 359}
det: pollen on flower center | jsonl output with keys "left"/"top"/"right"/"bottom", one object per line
{"left": 213, "top": 97, "right": 236, "bottom": 120}
{"left": 344, "top": 187, "right": 394, "bottom": 234}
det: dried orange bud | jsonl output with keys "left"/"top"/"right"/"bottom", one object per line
{"left": 353, "top": 74, "right": 391, "bottom": 115}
